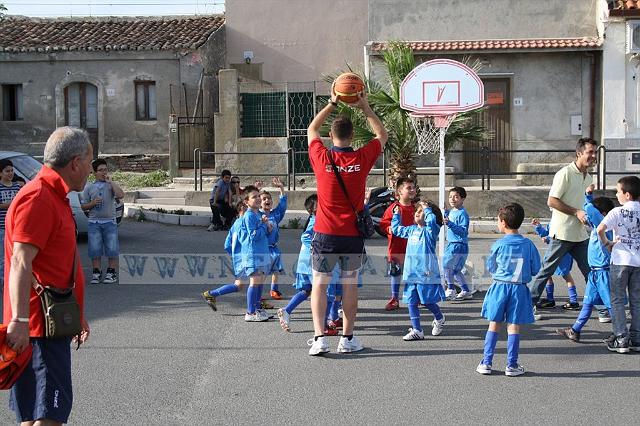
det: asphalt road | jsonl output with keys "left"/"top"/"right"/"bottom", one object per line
{"left": 1, "top": 220, "right": 638, "bottom": 425}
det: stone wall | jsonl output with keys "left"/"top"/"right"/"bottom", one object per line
{"left": 103, "top": 154, "right": 169, "bottom": 172}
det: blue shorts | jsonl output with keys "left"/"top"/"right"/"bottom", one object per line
{"left": 481, "top": 282, "right": 535, "bottom": 324}
{"left": 268, "top": 246, "right": 284, "bottom": 274}
{"left": 88, "top": 221, "right": 119, "bottom": 258}
{"left": 583, "top": 269, "right": 611, "bottom": 309}
{"left": 442, "top": 242, "right": 468, "bottom": 272}
{"left": 240, "top": 265, "right": 269, "bottom": 277}
{"left": 10, "top": 338, "right": 73, "bottom": 424}
{"left": 553, "top": 253, "right": 573, "bottom": 277}
{"left": 293, "top": 273, "right": 312, "bottom": 290}
{"left": 403, "top": 283, "right": 446, "bottom": 305}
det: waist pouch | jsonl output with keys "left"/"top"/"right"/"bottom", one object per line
{"left": 37, "top": 285, "right": 81, "bottom": 339}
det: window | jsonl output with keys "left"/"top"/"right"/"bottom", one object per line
{"left": 2, "top": 84, "right": 23, "bottom": 121}
{"left": 135, "top": 81, "right": 157, "bottom": 120}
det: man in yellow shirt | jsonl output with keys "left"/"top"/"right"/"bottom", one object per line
{"left": 528, "top": 138, "right": 597, "bottom": 320}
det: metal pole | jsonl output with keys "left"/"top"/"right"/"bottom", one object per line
{"left": 193, "top": 148, "right": 199, "bottom": 192}
{"left": 438, "top": 127, "right": 446, "bottom": 265}
{"left": 198, "top": 149, "right": 203, "bottom": 191}
{"left": 286, "top": 148, "right": 292, "bottom": 191}
{"left": 602, "top": 146, "right": 607, "bottom": 192}
{"left": 383, "top": 148, "right": 387, "bottom": 188}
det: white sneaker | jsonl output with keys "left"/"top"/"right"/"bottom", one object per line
{"left": 402, "top": 328, "right": 425, "bottom": 341}
{"left": 103, "top": 271, "right": 117, "bottom": 284}
{"left": 244, "top": 311, "right": 269, "bottom": 322}
{"left": 505, "top": 364, "right": 526, "bottom": 377}
{"left": 454, "top": 290, "right": 473, "bottom": 301}
{"left": 444, "top": 288, "right": 456, "bottom": 301}
{"left": 476, "top": 362, "right": 492, "bottom": 375}
{"left": 533, "top": 306, "right": 542, "bottom": 321}
{"left": 337, "top": 335, "right": 364, "bottom": 353}
{"left": 277, "top": 308, "right": 291, "bottom": 332}
{"left": 307, "top": 336, "right": 330, "bottom": 356}
{"left": 90, "top": 271, "right": 101, "bottom": 284}
{"left": 255, "top": 309, "right": 270, "bottom": 321}
{"left": 431, "top": 315, "right": 446, "bottom": 336}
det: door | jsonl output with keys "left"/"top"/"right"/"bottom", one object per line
{"left": 65, "top": 82, "right": 98, "bottom": 157}
{"left": 464, "top": 78, "right": 511, "bottom": 173}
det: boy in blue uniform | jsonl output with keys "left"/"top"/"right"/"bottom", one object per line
{"left": 531, "top": 218, "right": 579, "bottom": 309}
{"left": 239, "top": 185, "right": 272, "bottom": 322}
{"left": 201, "top": 201, "right": 248, "bottom": 311}
{"left": 391, "top": 201, "right": 446, "bottom": 341}
{"left": 443, "top": 187, "right": 472, "bottom": 301}
{"left": 278, "top": 195, "right": 316, "bottom": 331}
{"left": 556, "top": 186, "right": 615, "bottom": 342}
{"left": 259, "top": 177, "right": 288, "bottom": 300}
{"left": 477, "top": 203, "right": 541, "bottom": 376}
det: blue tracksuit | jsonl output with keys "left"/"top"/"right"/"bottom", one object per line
{"left": 482, "top": 234, "right": 541, "bottom": 324}
{"left": 224, "top": 216, "right": 246, "bottom": 278}
{"left": 239, "top": 209, "right": 270, "bottom": 275}
{"left": 583, "top": 194, "right": 613, "bottom": 309}
{"left": 261, "top": 195, "right": 288, "bottom": 273}
{"left": 293, "top": 215, "right": 315, "bottom": 290}
{"left": 443, "top": 207, "right": 469, "bottom": 272}
{"left": 534, "top": 223, "right": 573, "bottom": 276}
{"left": 391, "top": 210, "right": 445, "bottom": 304}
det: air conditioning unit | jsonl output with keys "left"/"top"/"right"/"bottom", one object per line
{"left": 627, "top": 21, "right": 640, "bottom": 53}
{"left": 627, "top": 151, "right": 640, "bottom": 171}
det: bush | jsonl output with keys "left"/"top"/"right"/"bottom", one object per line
{"left": 287, "top": 217, "right": 301, "bottom": 229}
{"left": 110, "top": 170, "right": 170, "bottom": 190}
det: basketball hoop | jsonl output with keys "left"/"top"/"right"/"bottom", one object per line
{"left": 409, "top": 113, "right": 456, "bottom": 155}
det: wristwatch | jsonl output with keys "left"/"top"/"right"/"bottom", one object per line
{"left": 11, "top": 317, "right": 29, "bottom": 323}
{"left": 328, "top": 100, "right": 338, "bottom": 107}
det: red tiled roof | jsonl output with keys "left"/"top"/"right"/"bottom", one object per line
{"left": 0, "top": 15, "right": 224, "bottom": 53}
{"left": 371, "top": 38, "right": 603, "bottom": 53}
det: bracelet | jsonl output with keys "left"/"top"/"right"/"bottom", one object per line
{"left": 329, "top": 100, "right": 338, "bottom": 107}
{"left": 11, "top": 317, "right": 29, "bottom": 323}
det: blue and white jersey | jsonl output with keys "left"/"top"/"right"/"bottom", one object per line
{"left": 261, "top": 195, "right": 288, "bottom": 246}
{"left": 486, "top": 234, "right": 541, "bottom": 283}
{"left": 445, "top": 207, "right": 469, "bottom": 244}
{"left": 239, "top": 209, "right": 270, "bottom": 269}
{"left": 224, "top": 216, "right": 245, "bottom": 274}
{"left": 296, "top": 215, "right": 315, "bottom": 276}
{"left": 391, "top": 209, "right": 441, "bottom": 285}
{"left": 534, "top": 223, "right": 551, "bottom": 243}
{"left": 583, "top": 193, "right": 612, "bottom": 268}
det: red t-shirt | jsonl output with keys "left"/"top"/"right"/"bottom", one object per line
{"left": 3, "top": 166, "right": 85, "bottom": 338}
{"left": 309, "top": 138, "right": 381, "bottom": 236}
{"left": 379, "top": 201, "right": 416, "bottom": 263}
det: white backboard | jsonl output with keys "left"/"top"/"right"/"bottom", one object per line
{"left": 400, "top": 59, "right": 484, "bottom": 115}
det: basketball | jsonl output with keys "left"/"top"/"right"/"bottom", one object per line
{"left": 333, "top": 72, "right": 365, "bottom": 104}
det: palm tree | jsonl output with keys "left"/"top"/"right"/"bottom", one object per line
{"left": 323, "top": 41, "right": 488, "bottom": 184}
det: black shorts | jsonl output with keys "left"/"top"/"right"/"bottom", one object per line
{"left": 312, "top": 232, "right": 365, "bottom": 273}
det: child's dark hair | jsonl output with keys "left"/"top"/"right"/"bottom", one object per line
{"left": 304, "top": 194, "right": 318, "bottom": 215}
{"left": 0, "top": 159, "right": 13, "bottom": 171}
{"left": 423, "top": 199, "right": 443, "bottom": 226}
{"left": 91, "top": 158, "right": 107, "bottom": 172}
{"left": 396, "top": 177, "right": 416, "bottom": 190}
{"left": 449, "top": 186, "right": 467, "bottom": 199}
{"left": 259, "top": 189, "right": 271, "bottom": 197}
{"left": 221, "top": 169, "right": 232, "bottom": 178}
{"left": 235, "top": 200, "right": 247, "bottom": 214}
{"left": 243, "top": 185, "right": 259, "bottom": 200}
{"left": 618, "top": 175, "right": 640, "bottom": 200}
{"left": 592, "top": 196, "right": 615, "bottom": 216}
{"left": 498, "top": 202, "right": 525, "bottom": 230}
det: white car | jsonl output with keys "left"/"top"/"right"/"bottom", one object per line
{"left": 0, "top": 151, "right": 124, "bottom": 235}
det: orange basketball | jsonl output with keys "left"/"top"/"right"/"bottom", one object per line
{"left": 333, "top": 73, "right": 365, "bottom": 104}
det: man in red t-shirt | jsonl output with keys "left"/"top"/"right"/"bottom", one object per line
{"left": 306, "top": 91, "right": 387, "bottom": 356}
{"left": 4, "top": 127, "right": 92, "bottom": 425}
{"left": 379, "top": 178, "right": 417, "bottom": 311}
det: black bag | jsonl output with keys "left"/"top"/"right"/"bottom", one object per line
{"left": 328, "top": 152, "right": 376, "bottom": 238}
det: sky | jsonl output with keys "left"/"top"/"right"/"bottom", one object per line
{"left": 2, "top": 0, "right": 225, "bottom": 17}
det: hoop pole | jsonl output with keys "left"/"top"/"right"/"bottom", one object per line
{"left": 438, "top": 127, "right": 446, "bottom": 267}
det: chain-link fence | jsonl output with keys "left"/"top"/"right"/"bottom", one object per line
{"left": 239, "top": 81, "right": 331, "bottom": 174}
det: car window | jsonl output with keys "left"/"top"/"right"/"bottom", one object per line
{"left": 10, "top": 155, "right": 43, "bottom": 180}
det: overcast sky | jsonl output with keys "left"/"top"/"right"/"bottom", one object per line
{"left": 2, "top": 0, "right": 225, "bottom": 17}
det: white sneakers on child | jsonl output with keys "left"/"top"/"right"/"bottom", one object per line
{"left": 431, "top": 315, "right": 446, "bottom": 336}
{"left": 277, "top": 308, "right": 290, "bottom": 332}
{"left": 337, "top": 335, "right": 364, "bottom": 353}
{"left": 444, "top": 288, "right": 456, "bottom": 300}
{"left": 403, "top": 328, "right": 425, "bottom": 341}
{"left": 505, "top": 364, "right": 526, "bottom": 377}
{"left": 476, "top": 362, "right": 492, "bottom": 375}
{"left": 307, "top": 336, "right": 330, "bottom": 356}
{"left": 454, "top": 290, "right": 473, "bottom": 301}
{"left": 244, "top": 310, "right": 269, "bottom": 322}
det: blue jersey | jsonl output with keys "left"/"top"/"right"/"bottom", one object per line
{"left": 391, "top": 209, "right": 441, "bottom": 285}
{"left": 584, "top": 193, "right": 612, "bottom": 268}
{"left": 296, "top": 215, "right": 315, "bottom": 276}
{"left": 224, "top": 216, "right": 245, "bottom": 274}
{"left": 239, "top": 209, "right": 270, "bottom": 270}
{"left": 261, "top": 195, "right": 288, "bottom": 246}
{"left": 486, "top": 234, "right": 541, "bottom": 283}
{"left": 445, "top": 207, "right": 469, "bottom": 244}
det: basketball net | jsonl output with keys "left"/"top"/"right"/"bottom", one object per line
{"left": 409, "top": 113, "right": 456, "bottom": 155}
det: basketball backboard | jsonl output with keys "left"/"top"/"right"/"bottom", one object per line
{"left": 400, "top": 59, "right": 484, "bottom": 115}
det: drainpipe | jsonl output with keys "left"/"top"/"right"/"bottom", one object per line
{"left": 587, "top": 52, "right": 597, "bottom": 139}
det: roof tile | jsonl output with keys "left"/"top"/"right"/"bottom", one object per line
{"left": 372, "top": 37, "right": 603, "bottom": 52}
{"left": 0, "top": 15, "right": 224, "bottom": 53}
